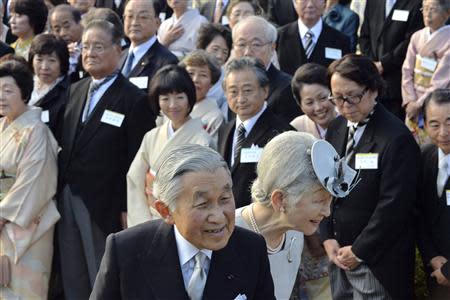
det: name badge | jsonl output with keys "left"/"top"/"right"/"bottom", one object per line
{"left": 240, "top": 145, "right": 263, "bottom": 163}
{"left": 129, "top": 76, "right": 148, "bottom": 89}
{"left": 355, "top": 153, "right": 378, "bottom": 169}
{"left": 447, "top": 190, "right": 450, "bottom": 206}
{"left": 101, "top": 110, "right": 124, "bottom": 127}
{"left": 221, "top": 16, "right": 229, "bottom": 25}
{"left": 392, "top": 9, "right": 409, "bottom": 22}
{"left": 325, "top": 47, "right": 342, "bottom": 60}
{"left": 159, "top": 12, "right": 166, "bottom": 22}
{"left": 41, "top": 110, "right": 50, "bottom": 123}
{"left": 420, "top": 56, "right": 438, "bottom": 72}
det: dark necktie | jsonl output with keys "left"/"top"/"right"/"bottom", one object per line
{"left": 122, "top": 50, "right": 134, "bottom": 77}
{"left": 345, "top": 110, "right": 374, "bottom": 163}
{"left": 234, "top": 123, "right": 246, "bottom": 165}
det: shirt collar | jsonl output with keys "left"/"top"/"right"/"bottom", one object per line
{"left": 129, "top": 35, "right": 157, "bottom": 59}
{"left": 438, "top": 148, "right": 450, "bottom": 174}
{"left": 298, "top": 18, "right": 323, "bottom": 40}
{"left": 235, "top": 102, "right": 267, "bottom": 136}
{"left": 174, "top": 225, "right": 212, "bottom": 267}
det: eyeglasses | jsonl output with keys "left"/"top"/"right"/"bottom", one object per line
{"left": 81, "top": 43, "right": 113, "bottom": 54}
{"left": 227, "top": 87, "right": 257, "bottom": 99}
{"left": 328, "top": 88, "right": 368, "bottom": 105}
{"left": 234, "top": 41, "right": 271, "bottom": 52}
{"left": 420, "top": 5, "right": 443, "bottom": 13}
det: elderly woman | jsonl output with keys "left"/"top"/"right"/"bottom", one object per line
{"left": 127, "top": 64, "right": 214, "bottom": 227}
{"left": 291, "top": 63, "right": 337, "bottom": 138}
{"left": 235, "top": 131, "right": 357, "bottom": 299}
{"left": 158, "top": 0, "right": 208, "bottom": 58}
{"left": 0, "top": 60, "right": 59, "bottom": 298}
{"left": 226, "top": 0, "right": 264, "bottom": 29}
{"left": 180, "top": 50, "right": 224, "bottom": 140}
{"left": 28, "top": 33, "right": 70, "bottom": 141}
{"left": 8, "top": 0, "right": 48, "bottom": 59}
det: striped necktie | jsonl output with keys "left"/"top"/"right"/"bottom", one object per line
{"left": 304, "top": 31, "right": 315, "bottom": 59}
{"left": 234, "top": 123, "right": 246, "bottom": 165}
{"left": 345, "top": 109, "right": 375, "bottom": 163}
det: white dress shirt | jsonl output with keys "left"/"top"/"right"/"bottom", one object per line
{"left": 437, "top": 148, "right": 450, "bottom": 196}
{"left": 128, "top": 35, "right": 157, "bottom": 71}
{"left": 347, "top": 120, "right": 368, "bottom": 148}
{"left": 84, "top": 75, "right": 118, "bottom": 115}
{"left": 297, "top": 18, "right": 323, "bottom": 49}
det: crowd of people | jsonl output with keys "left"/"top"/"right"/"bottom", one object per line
{"left": 0, "top": 0, "right": 449, "bottom": 299}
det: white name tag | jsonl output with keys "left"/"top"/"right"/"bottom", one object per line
{"left": 240, "top": 145, "right": 263, "bottom": 163}
{"left": 41, "top": 110, "right": 50, "bottom": 123}
{"left": 392, "top": 9, "right": 409, "bottom": 22}
{"left": 221, "top": 16, "right": 229, "bottom": 25}
{"left": 159, "top": 12, "right": 166, "bottom": 22}
{"left": 101, "top": 110, "right": 124, "bottom": 127}
{"left": 325, "top": 47, "right": 342, "bottom": 60}
{"left": 420, "top": 56, "right": 438, "bottom": 72}
{"left": 129, "top": 76, "right": 148, "bottom": 89}
{"left": 447, "top": 190, "right": 450, "bottom": 206}
{"left": 355, "top": 153, "right": 378, "bottom": 169}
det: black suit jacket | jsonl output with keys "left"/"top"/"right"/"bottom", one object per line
{"left": 90, "top": 220, "right": 275, "bottom": 300}
{"left": 0, "top": 40, "right": 13, "bottom": 58}
{"left": 418, "top": 144, "right": 450, "bottom": 279}
{"left": 218, "top": 108, "right": 293, "bottom": 208}
{"left": 95, "top": 0, "right": 126, "bottom": 18}
{"left": 120, "top": 39, "right": 178, "bottom": 88}
{"left": 321, "top": 104, "right": 420, "bottom": 299}
{"left": 266, "top": 64, "right": 302, "bottom": 123}
{"left": 198, "top": 0, "right": 229, "bottom": 22}
{"left": 34, "top": 75, "right": 70, "bottom": 143}
{"left": 359, "top": 0, "right": 423, "bottom": 115}
{"left": 277, "top": 21, "right": 351, "bottom": 76}
{"left": 267, "top": 0, "right": 297, "bottom": 27}
{"left": 58, "top": 74, "right": 156, "bottom": 235}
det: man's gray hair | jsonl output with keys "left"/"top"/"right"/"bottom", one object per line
{"left": 153, "top": 144, "right": 229, "bottom": 211}
{"left": 223, "top": 56, "right": 269, "bottom": 89}
{"left": 251, "top": 131, "right": 322, "bottom": 207}
{"left": 232, "top": 15, "right": 277, "bottom": 43}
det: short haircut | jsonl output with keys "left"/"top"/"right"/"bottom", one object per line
{"left": 29, "top": 33, "right": 70, "bottom": 76}
{"left": 82, "top": 8, "right": 124, "bottom": 41}
{"left": 226, "top": 0, "right": 263, "bottom": 17}
{"left": 196, "top": 22, "right": 232, "bottom": 54}
{"left": 180, "top": 50, "right": 222, "bottom": 85}
{"left": 292, "top": 63, "right": 329, "bottom": 105}
{"left": 327, "top": 54, "right": 385, "bottom": 95}
{"left": 232, "top": 15, "right": 277, "bottom": 43}
{"left": 153, "top": 144, "right": 229, "bottom": 211}
{"left": 0, "top": 59, "right": 34, "bottom": 103}
{"left": 124, "top": 0, "right": 160, "bottom": 16}
{"left": 10, "top": 0, "right": 48, "bottom": 35}
{"left": 148, "top": 64, "right": 197, "bottom": 115}
{"left": 50, "top": 4, "right": 82, "bottom": 24}
{"left": 223, "top": 56, "right": 269, "bottom": 89}
{"left": 422, "top": 88, "right": 450, "bottom": 121}
{"left": 83, "top": 19, "right": 123, "bottom": 46}
{"left": 251, "top": 131, "right": 322, "bottom": 207}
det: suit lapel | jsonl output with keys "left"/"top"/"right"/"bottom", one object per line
{"left": 285, "top": 23, "right": 306, "bottom": 64}
{"left": 35, "top": 76, "right": 69, "bottom": 107}
{"left": 219, "top": 121, "right": 236, "bottom": 168}
{"left": 119, "top": 49, "right": 128, "bottom": 71}
{"left": 378, "top": 0, "right": 408, "bottom": 41}
{"left": 129, "top": 42, "right": 157, "bottom": 78}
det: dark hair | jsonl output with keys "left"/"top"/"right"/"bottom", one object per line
{"left": 224, "top": 56, "right": 269, "bottom": 88}
{"left": 292, "top": 63, "right": 329, "bottom": 105}
{"left": 327, "top": 54, "right": 385, "bottom": 95}
{"left": 422, "top": 88, "right": 450, "bottom": 121}
{"left": 50, "top": 4, "right": 82, "bottom": 24}
{"left": 226, "top": 0, "right": 263, "bottom": 17}
{"left": 196, "top": 23, "right": 232, "bottom": 56}
{"left": 180, "top": 50, "right": 222, "bottom": 85}
{"left": 124, "top": 0, "right": 160, "bottom": 16}
{"left": 29, "top": 33, "right": 70, "bottom": 76}
{"left": 11, "top": 0, "right": 48, "bottom": 35}
{"left": 148, "top": 65, "right": 196, "bottom": 116}
{"left": 0, "top": 59, "right": 34, "bottom": 102}
{"left": 82, "top": 8, "right": 124, "bottom": 42}
{"left": 83, "top": 19, "right": 124, "bottom": 46}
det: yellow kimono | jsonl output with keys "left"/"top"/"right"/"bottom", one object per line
{"left": 0, "top": 107, "right": 60, "bottom": 299}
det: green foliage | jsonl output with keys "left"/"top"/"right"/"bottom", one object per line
{"left": 415, "top": 248, "right": 429, "bottom": 300}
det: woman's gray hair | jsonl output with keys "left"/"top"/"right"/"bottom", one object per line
{"left": 232, "top": 15, "right": 277, "bottom": 43}
{"left": 251, "top": 131, "right": 322, "bottom": 207}
{"left": 153, "top": 144, "right": 229, "bottom": 211}
{"left": 223, "top": 56, "right": 269, "bottom": 89}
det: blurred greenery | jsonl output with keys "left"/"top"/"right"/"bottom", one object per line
{"left": 415, "top": 248, "right": 429, "bottom": 300}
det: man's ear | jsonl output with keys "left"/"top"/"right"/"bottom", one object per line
{"left": 154, "top": 200, "right": 175, "bottom": 224}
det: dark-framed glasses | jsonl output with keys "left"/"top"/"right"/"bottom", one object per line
{"left": 328, "top": 88, "right": 369, "bottom": 105}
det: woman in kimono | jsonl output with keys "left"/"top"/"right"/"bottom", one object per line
{"left": 180, "top": 50, "right": 224, "bottom": 141}
{"left": 127, "top": 65, "right": 214, "bottom": 227}
{"left": 402, "top": 0, "right": 450, "bottom": 144}
{"left": 0, "top": 60, "right": 59, "bottom": 298}
{"left": 28, "top": 33, "right": 70, "bottom": 142}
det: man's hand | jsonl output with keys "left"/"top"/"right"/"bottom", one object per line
{"left": 374, "top": 61, "right": 384, "bottom": 75}
{"left": 430, "top": 256, "right": 448, "bottom": 271}
{"left": 323, "top": 239, "right": 349, "bottom": 270}
{"left": 159, "top": 24, "right": 184, "bottom": 47}
{"left": 405, "top": 101, "right": 421, "bottom": 119}
{"left": 67, "top": 42, "right": 81, "bottom": 57}
{"left": 337, "top": 246, "right": 361, "bottom": 270}
{"left": 431, "top": 267, "right": 450, "bottom": 287}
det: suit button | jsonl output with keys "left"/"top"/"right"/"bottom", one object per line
{"left": 332, "top": 219, "right": 336, "bottom": 224}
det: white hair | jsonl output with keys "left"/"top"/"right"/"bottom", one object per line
{"left": 251, "top": 131, "right": 321, "bottom": 207}
{"left": 153, "top": 144, "right": 229, "bottom": 211}
{"left": 232, "top": 15, "right": 277, "bottom": 43}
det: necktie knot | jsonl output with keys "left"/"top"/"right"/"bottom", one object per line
{"left": 187, "top": 252, "right": 208, "bottom": 300}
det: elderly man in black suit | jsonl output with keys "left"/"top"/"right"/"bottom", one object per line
{"left": 90, "top": 144, "right": 275, "bottom": 300}
{"left": 418, "top": 89, "right": 450, "bottom": 300}
{"left": 120, "top": 0, "right": 178, "bottom": 90}
{"left": 321, "top": 54, "right": 420, "bottom": 299}
{"left": 277, "top": 0, "right": 351, "bottom": 76}
{"left": 57, "top": 20, "right": 156, "bottom": 299}
{"left": 359, "top": 0, "right": 423, "bottom": 119}
{"left": 232, "top": 16, "right": 301, "bottom": 123}
{"left": 218, "top": 57, "right": 292, "bottom": 208}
